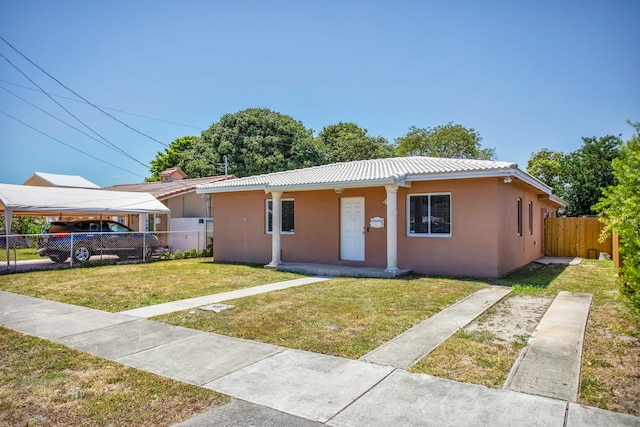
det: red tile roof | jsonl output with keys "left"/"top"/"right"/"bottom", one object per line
{"left": 105, "top": 175, "right": 234, "bottom": 200}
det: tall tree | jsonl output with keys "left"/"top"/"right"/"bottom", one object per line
{"left": 526, "top": 148, "right": 566, "bottom": 197}
{"left": 595, "top": 123, "right": 640, "bottom": 312}
{"left": 147, "top": 135, "right": 198, "bottom": 181}
{"left": 395, "top": 122, "right": 496, "bottom": 160}
{"left": 317, "top": 122, "right": 394, "bottom": 163}
{"left": 563, "top": 135, "right": 621, "bottom": 216}
{"left": 180, "top": 108, "right": 322, "bottom": 178}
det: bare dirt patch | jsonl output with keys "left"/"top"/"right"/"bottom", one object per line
{"left": 411, "top": 294, "right": 554, "bottom": 387}
{"left": 465, "top": 295, "right": 553, "bottom": 345}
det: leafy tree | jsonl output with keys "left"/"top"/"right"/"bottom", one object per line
{"left": 317, "top": 122, "right": 394, "bottom": 163}
{"left": 526, "top": 148, "right": 566, "bottom": 197}
{"left": 180, "top": 108, "right": 323, "bottom": 178}
{"left": 527, "top": 136, "right": 622, "bottom": 216}
{"left": 0, "top": 215, "right": 47, "bottom": 235}
{"left": 595, "top": 123, "right": 640, "bottom": 313}
{"left": 147, "top": 135, "right": 198, "bottom": 181}
{"left": 395, "top": 122, "right": 496, "bottom": 160}
{"left": 563, "top": 135, "right": 621, "bottom": 216}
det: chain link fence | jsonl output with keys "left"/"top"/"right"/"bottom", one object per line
{"left": 1, "top": 230, "right": 213, "bottom": 272}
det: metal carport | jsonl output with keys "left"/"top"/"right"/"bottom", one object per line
{"left": 0, "top": 183, "right": 171, "bottom": 268}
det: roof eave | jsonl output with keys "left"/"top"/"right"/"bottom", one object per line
{"left": 408, "top": 168, "right": 556, "bottom": 194}
{"left": 197, "top": 177, "right": 411, "bottom": 194}
{"left": 157, "top": 187, "right": 197, "bottom": 200}
{"left": 549, "top": 194, "right": 567, "bottom": 207}
{"left": 196, "top": 184, "right": 268, "bottom": 194}
{"left": 265, "top": 177, "right": 410, "bottom": 193}
{"left": 407, "top": 168, "right": 518, "bottom": 183}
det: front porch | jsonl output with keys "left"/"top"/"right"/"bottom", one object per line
{"left": 269, "top": 262, "right": 412, "bottom": 278}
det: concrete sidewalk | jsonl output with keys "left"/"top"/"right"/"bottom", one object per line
{"left": 360, "top": 286, "right": 511, "bottom": 368}
{"left": 505, "top": 291, "right": 593, "bottom": 401}
{"left": 1, "top": 289, "right": 638, "bottom": 426}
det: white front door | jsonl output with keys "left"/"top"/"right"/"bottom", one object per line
{"left": 340, "top": 197, "right": 365, "bottom": 261}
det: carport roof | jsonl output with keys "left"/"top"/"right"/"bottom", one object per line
{"left": 0, "top": 183, "right": 171, "bottom": 217}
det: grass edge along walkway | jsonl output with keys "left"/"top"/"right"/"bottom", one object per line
{"left": 120, "top": 276, "right": 331, "bottom": 318}
{"left": 360, "top": 286, "right": 511, "bottom": 368}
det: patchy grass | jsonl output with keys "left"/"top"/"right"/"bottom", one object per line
{"left": 0, "top": 260, "right": 303, "bottom": 312}
{"left": 414, "top": 260, "right": 640, "bottom": 415}
{"left": 0, "top": 327, "right": 228, "bottom": 426}
{"left": 413, "top": 329, "right": 529, "bottom": 387}
{"left": 411, "top": 299, "right": 534, "bottom": 388}
{"left": 157, "top": 276, "right": 486, "bottom": 359}
{"left": 412, "top": 292, "right": 550, "bottom": 387}
{"left": 1, "top": 247, "right": 43, "bottom": 261}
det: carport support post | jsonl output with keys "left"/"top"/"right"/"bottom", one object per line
{"left": 384, "top": 185, "right": 399, "bottom": 274}
{"left": 267, "top": 191, "right": 283, "bottom": 267}
{"left": 4, "top": 210, "right": 12, "bottom": 270}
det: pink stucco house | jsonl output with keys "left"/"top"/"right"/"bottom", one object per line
{"left": 196, "top": 157, "right": 564, "bottom": 278}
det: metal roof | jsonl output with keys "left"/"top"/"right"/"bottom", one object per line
{"left": 24, "top": 172, "right": 101, "bottom": 189}
{"left": 196, "top": 156, "right": 561, "bottom": 201}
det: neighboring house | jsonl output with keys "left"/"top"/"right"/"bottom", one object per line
{"left": 106, "top": 168, "right": 235, "bottom": 251}
{"left": 196, "top": 157, "right": 565, "bottom": 279}
{"left": 23, "top": 172, "right": 101, "bottom": 189}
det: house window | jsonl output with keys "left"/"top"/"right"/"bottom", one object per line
{"left": 407, "top": 193, "right": 451, "bottom": 237}
{"left": 528, "top": 201, "right": 533, "bottom": 235}
{"left": 517, "top": 198, "right": 523, "bottom": 236}
{"left": 266, "top": 199, "right": 295, "bottom": 234}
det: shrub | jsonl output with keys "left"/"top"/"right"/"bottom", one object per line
{"left": 596, "top": 122, "right": 640, "bottom": 315}
{"left": 184, "top": 249, "right": 198, "bottom": 258}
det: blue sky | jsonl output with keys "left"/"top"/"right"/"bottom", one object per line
{"left": 1, "top": 0, "right": 638, "bottom": 187}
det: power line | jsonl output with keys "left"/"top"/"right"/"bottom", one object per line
{"left": 1, "top": 36, "right": 169, "bottom": 147}
{"left": 0, "top": 110, "right": 147, "bottom": 179}
{"left": 0, "top": 52, "right": 149, "bottom": 167}
{"left": 0, "top": 79, "right": 202, "bottom": 130}
{"left": 0, "top": 84, "right": 149, "bottom": 168}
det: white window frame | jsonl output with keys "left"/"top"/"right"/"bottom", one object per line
{"left": 406, "top": 192, "right": 452, "bottom": 238}
{"left": 266, "top": 198, "right": 295, "bottom": 234}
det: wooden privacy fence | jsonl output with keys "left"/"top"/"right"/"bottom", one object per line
{"left": 544, "top": 217, "right": 612, "bottom": 259}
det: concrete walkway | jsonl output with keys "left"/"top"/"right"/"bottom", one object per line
{"left": 1, "top": 289, "right": 638, "bottom": 426}
{"left": 535, "top": 256, "right": 583, "bottom": 266}
{"left": 360, "top": 286, "right": 512, "bottom": 368}
{"left": 119, "top": 276, "right": 331, "bottom": 318}
{"left": 505, "top": 291, "right": 593, "bottom": 401}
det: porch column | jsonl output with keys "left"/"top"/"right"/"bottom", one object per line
{"left": 385, "top": 185, "right": 398, "bottom": 273}
{"left": 268, "top": 191, "right": 283, "bottom": 267}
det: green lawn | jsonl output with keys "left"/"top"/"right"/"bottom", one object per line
{"left": 157, "top": 276, "right": 487, "bottom": 359}
{"left": 0, "top": 259, "right": 303, "bottom": 312}
{"left": 0, "top": 327, "right": 227, "bottom": 426}
{"left": 1, "top": 258, "right": 637, "bottom": 415}
{"left": 1, "top": 247, "right": 42, "bottom": 261}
